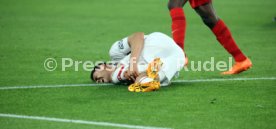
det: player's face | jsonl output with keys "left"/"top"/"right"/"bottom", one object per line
{"left": 93, "top": 67, "right": 111, "bottom": 83}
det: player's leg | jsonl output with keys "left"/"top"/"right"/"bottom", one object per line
{"left": 168, "top": 0, "right": 188, "bottom": 50}
{"left": 194, "top": 3, "right": 252, "bottom": 74}
{"left": 194, "top": 2, "right": 218, "bottom": 28}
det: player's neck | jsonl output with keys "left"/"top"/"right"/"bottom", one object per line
{"left": 106, "top": 65, "right": 116, "bottom": 82}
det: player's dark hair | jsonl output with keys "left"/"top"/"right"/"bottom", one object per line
{"left": 90, "top": 62, "right": 106, "bottom": 81}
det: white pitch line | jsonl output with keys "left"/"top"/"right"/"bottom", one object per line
{"left": 0, "top": 113, "right": 171, "bottom": 129}
{"left": 0, "top": 77, "right": 275, "bottom": 90}
{"left": 0, "top": 83, "right": 113, "bottom": 90}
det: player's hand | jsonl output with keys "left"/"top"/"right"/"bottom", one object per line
{"left": 126, "top": 63, "right": 139, "bottom": 81}
{"left": 124, "top": 71, "right": 135, "bottom": 83}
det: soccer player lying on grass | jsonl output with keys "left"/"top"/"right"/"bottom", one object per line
{"left": 90, "top": 32, "right": 185, "bottom": 92}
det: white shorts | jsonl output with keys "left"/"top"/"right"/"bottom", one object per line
{"left": 140, "top": 32, "right": 185, "bottom": 85}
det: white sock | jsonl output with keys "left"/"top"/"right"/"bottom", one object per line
{"left": 139, "top": 77, "right": 154, "bottom": 83}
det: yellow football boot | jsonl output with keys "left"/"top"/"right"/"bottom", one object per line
{"left": 128, "top": 58, "right": 163, "bottom": 92}
{"left": 146, "top": 58, "right": 163, "bottom": 79}
{"left": 128, "top": 81, "right": 160, "bottom": 92}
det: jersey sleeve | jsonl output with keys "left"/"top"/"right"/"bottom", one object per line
{"left": 111, "top": 64, "right": 127, "bottom": 83}
{"left": 109, "top": 37, "right": 131, "bottom": 61}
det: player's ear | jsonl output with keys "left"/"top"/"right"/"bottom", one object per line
{"left": 100, "top": 63, "right": 107, "bottom": 70}
{"left": 90, "top": 67, "right": 97, "bottom": 81}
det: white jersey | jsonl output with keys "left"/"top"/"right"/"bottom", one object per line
{"left": 109, "top": 32, "right": 185, "bottom": 85}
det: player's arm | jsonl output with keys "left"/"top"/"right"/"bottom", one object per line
{"left": 126, "top": 32, "right": 145, "bottom": 79}
{"left": 128, "top": 32, "right": 144, "bottom": 61}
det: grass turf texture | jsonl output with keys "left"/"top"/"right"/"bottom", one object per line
{"left": 0, "top": 0, "right": 276, "bottom": 129}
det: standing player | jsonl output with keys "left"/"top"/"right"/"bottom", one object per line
{"left": 168, "top": 0, "right": 252, "bottom": 74}
{"left": 91, "top": 32, "right": 185, "bottom": 92}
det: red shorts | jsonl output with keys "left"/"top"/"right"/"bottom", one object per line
{"left": 189, "top": 0, "right": 211, "bottom": 8}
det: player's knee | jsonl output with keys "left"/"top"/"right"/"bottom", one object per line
{"left": 167, "top": 0, "right": 185, "bottom": 10}
{"left": 195, "top": 5, "right": 219, "bottom": 28}
{"left": 202, "top": 16, "right": 218, "bottom": 28}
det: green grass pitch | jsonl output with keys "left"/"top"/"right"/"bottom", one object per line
{"left": 0, "top": 0, "right": 276, "bottom": 129}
